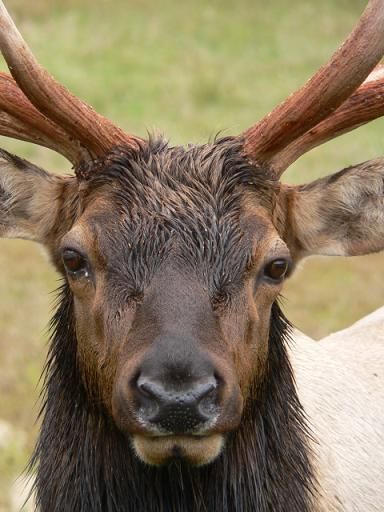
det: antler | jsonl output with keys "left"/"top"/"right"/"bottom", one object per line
{"left": 270, "top": 66, "right": 384, "bottom": 173}
{"left": 0, "top": 72, "right": 89, "bottom": 165}
{"left": 0, "top": 1, "right": 142, "bottom": 166}
{"left": 242, "top": 0, "right": 384, "bottom": 175}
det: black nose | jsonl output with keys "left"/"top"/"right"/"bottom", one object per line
{"left": 136, "top": 375, "right": 218, "bottom": 433}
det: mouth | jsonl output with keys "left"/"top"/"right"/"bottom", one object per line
{"left": 132, "top": 433, "right": 225, "bottom": 466}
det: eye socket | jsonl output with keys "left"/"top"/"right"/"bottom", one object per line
{"left": 263, "top": 258, "right": 289, "bottom": 282}
{"left": 62, "top": 249, "right": 88, "bottom": 277}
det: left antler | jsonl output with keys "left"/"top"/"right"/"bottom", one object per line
{"left": 242, "top": 0, "right": 384, "bottom": 175}
{"left": 0, "top": 0, "right": 142, "bottom": 166}
{"left": 0, "top": 73, "right": 88, "bottom": 165}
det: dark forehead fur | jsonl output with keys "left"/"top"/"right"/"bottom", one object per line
{"left": 83, "top": 137, "right": 278, "bottom": 300}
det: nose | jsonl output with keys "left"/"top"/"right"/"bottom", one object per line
{"left": 136, "top": 374, "right": 219, "bottom": 433}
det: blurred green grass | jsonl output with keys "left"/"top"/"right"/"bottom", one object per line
{"left": 0, "top": 0, "right": 383, "bottom": 508}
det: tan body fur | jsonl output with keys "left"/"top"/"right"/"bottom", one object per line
{"left": 292, "top": 308, "right": 384, "bottom": 511}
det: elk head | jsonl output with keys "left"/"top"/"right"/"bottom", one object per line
{"left": 1, "top": 0, "right": 384, "bottom": 467}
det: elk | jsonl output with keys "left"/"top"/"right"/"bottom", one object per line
{"left": 0, "top": 0, "right": 383, "bottom": 510}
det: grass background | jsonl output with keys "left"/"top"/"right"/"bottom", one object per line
{"left": 0, "top": 0, "right": 383, "bottom": 508}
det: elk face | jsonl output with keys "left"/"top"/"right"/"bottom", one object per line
{"left": 55, "top": 141, "right": 289, "bottom": 466}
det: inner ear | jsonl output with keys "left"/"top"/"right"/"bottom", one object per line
{"left": 0, "top": 149, "right": 78, "bottom": 252}
{"left": 279, "top": 158, "right": 384, "bottom": 260}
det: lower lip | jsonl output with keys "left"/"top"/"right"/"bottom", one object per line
{"left": 132, "top": 433, "right": 224, "bottom": 466}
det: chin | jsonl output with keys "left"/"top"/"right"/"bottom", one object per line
{"left": 132, "top": 433, "right": 225, "bottom": 466}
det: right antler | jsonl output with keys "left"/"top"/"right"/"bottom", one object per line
{"left": 0, "top": 1, "right": 142, "bottom": 166}
{"left": 271, "top": 65, "right": 384, "bottom": 173}
{"left": 242, "top": 0, "right": 384, "bottom": 175}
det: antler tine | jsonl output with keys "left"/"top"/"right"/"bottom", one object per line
{"left": 0, "top": 72, "right": 88, "bottom": 164}
{"left": 270, "top": 65, "right": 384, "bottom": 174}
{"left": 242, "top": 0, "right": 384, "bottom": 171}
{"left": 0, "top": 1, "right": 142, "bottom": 163}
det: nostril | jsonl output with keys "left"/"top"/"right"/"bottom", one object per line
{"left": 196, "top": 381, "right": 216, "bottom": 400}
{"left": 138, "top": 380, "right": 157, "bottom": 399}
{"left": 136, "top": 377, "right": 168, "bottom": 402}
{"left": 196, "top": 380, "right": 219, "bottom": 418}
{"left": 136, "top": 377, "right": 164, "bottom": 419}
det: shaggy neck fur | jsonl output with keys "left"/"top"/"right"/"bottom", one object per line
{"left": 30, "top": 287, "right": 316, "bottom": 512}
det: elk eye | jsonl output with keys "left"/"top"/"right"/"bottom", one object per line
{"left": 263, "top": 259, "right": 289, "bottom": 281}
{"left": 62, "top": 249, "right": 88, "bottom": 277}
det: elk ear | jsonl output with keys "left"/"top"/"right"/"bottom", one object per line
{"left": 0, "top": 149, "right": 76, "bottom": 245}
{"left": 283, "top": 158, "right": 384, "bottom": 260}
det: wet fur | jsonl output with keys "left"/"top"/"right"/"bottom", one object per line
{"left": 30, "top": 289, "right": 315, "bottom": 512}
{"left": 83, "top": 137, "right": 277, "bottom": 303}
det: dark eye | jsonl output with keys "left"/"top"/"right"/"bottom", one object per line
{"left": 62, "top": 249, "right": 88, "bottom": 277}
{"left": 263, "top": 259, "right": 289, "bottom": 282}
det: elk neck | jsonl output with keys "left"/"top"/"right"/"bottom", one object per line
{"left": 29, "top": 286, "right": 316, "bottom": 512}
